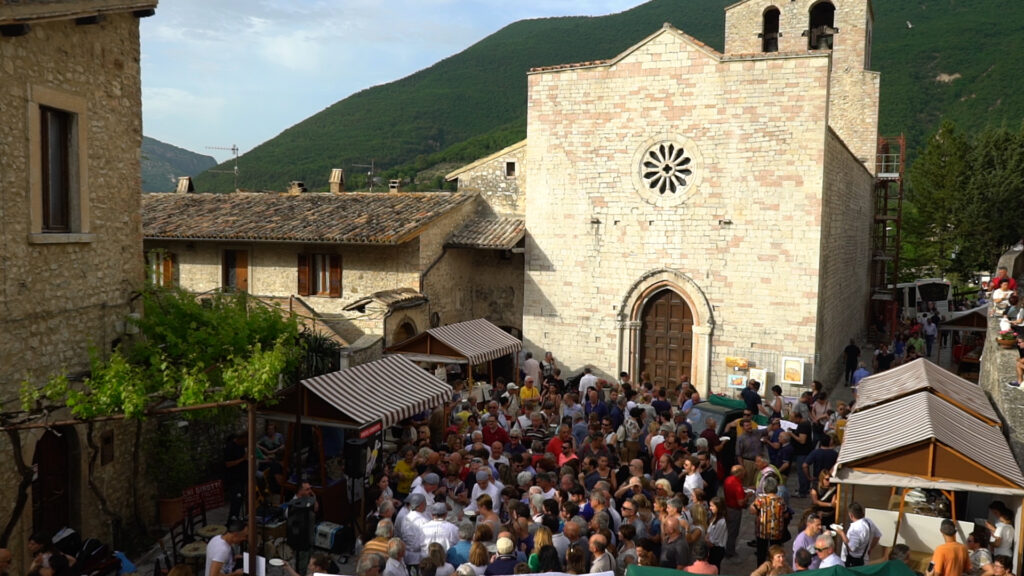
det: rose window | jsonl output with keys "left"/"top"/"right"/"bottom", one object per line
{"left": 641, "top": 143, "right": 692, "bottom": 195}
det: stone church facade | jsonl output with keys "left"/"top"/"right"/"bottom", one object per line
{"left": 509, "top": 0, "right": 878, "bottom": 395}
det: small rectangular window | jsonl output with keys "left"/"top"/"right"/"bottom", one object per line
{"left": 297, "top": 253, "right": 341, "bottom": 297}
{"left": 41, "top": 106, "right": 73, "bottom": 232}
{"left": 146, "top": 250, "right": 177, "bottom": 287}
{"left": 505, "top": 161, "right": 516, "bottom": 178}
{"left": 222, "top": 249, "right": 249, "bottom": 292}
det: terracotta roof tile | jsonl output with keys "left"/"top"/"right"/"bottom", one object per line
{"left": 142, "top": 192, "right": 475, "bottom": 245}
{"left": 446, "top": 216, "right": 525, "bottom": 250}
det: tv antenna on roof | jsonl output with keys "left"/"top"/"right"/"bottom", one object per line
{"left": 353, "top": 160, "right": 376, "bottom": 192}
{"left": 206, "top": 144, "right": 240, "bottom": 191}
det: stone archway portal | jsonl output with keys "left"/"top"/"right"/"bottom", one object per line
{"left": 639, "top": 289, "right": 693, "bottom": 390}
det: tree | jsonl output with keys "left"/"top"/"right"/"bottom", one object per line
{"left": 905, "top": 121, "right": 1024, "bottom": 279}
{"left": 955, "top": 128, "right": 1024, "bottom": 275}
{"left": 5, "top": 287, "right": 301, "bottom": 546}
{"left": 904, "top": 120, "right": 970, "bottom": 276}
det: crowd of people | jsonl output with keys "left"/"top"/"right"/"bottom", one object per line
{"left": 350, "top": 354, "right": 874, "bottom": 576}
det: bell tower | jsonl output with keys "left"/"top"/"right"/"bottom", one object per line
{"left": 723, "top": 0, "right": 880, "bottom": 171}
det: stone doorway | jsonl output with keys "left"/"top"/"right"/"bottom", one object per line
{"left": 638, "top": 289, "right": 693, "bottom": 391}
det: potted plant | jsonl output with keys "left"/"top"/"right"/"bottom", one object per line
{"left": 997, "top": 330, "right": 1018, "bottom": 349}
{"left": 147, "top": 421, "right": 197, "bottom": 526}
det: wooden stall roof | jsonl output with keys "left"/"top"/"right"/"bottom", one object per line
{"left": 388, "top": 318, "right": 521, "bottom": 366}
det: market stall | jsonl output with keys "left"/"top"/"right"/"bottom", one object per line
{"left": 387, "top": 317, "right": 522, "bottom": 398}
{"left": 833, "top": 361, "right": 1024, "bottom": 572}
{"left": 262, "top": 354, "right": 452, "bottom": 524}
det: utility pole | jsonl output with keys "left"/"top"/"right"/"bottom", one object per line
{"left": 207, "top": 144, "right": 240, "bottom": 191}
{"left": 354, "top": 160, "right": 375, "bottom": 192}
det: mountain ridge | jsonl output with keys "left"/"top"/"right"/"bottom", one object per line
{"left": 192, "top": 0, "right": 1024, "bottom": 192}
{"left": 142, "top": 136, "right": 217, "bottom": 192}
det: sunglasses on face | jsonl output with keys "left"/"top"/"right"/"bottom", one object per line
{"left": 815, "top": 547, "right": 829, "bottom": 552}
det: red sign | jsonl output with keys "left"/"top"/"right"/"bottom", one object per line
{"left": 359, "top": 421, "right": 382, "bottom": 439}
{"left": 182, "top": 479, "right": 225, "bottom": 513}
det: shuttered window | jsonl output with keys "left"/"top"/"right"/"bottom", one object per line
{"left": 146, "top": 250, "right": 177, "bottom": 287}
{"left": 297, "top": 253, "right": 341, "bottom": 297}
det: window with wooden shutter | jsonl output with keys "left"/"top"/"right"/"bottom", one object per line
{"left": 299, "top": 253, "right": 341, "bottom": 297}
{"left": 297, "top": 254, "right": 310, "bottom": 296}
{"left": 329, "top": 254, "right": 342, "bottom": 297}
{"left": 146, "top": 250, "right": 177, "bottom": 287}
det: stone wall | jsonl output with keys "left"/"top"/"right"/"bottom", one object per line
{"left": 979, "top": 315, "right": 1024, "bottom": 463}
{"left": 0, "top": 11, "right": 147, "bottom": 559}
{"left": 417, "top": 200, "right": 493, "bottom": 331}
{"left": 146, "top": 239, "right": 421, "bottom": 341}
{"left": 523, "top": 28, "right": 834, "bottom": 395}
{"left": 815, "top": 129, "right": 874, "bottom": 386}
{"left": 146, "top": 195, "right": 481, "bottom": 346}
{"left": 981, "top": 248, "right": 1024, "bottom": 465}
{"left": 724, "top": 0, "right": 880, "bottom": 169}
{"left": 449, "top": 142, "right": 527, "bottom": 217}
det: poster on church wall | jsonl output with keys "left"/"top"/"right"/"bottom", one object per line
{"left": 749, "top": 368, "right": 768, "bottom": 385}
{"left": 780, "top": 357, "right": 804, "bottom": 385}
{"left": 726, "top": 374, "right": 747, "bottom": 389}
{"left": 725, "top": 356, "right": 749, "bottom": 369}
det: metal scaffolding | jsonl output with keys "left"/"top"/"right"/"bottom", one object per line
{"left": 870, "top": 134, "right": 906, "bottom": 335}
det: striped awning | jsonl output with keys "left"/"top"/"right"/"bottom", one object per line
{"left": 854, "top": 358, "right": 999, "bottom": 423}
{"left": 837, "top": 391, "right": 1024, "bottom": 490}
{"left": 425, "top": 318, "right": 522, "bottom": 365}
{"left": 298, "top": 355, "right": 451, "bottom": 429}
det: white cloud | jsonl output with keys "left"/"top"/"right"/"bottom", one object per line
{"left": 140, "top": 0, "right": 640, "bottom": 157}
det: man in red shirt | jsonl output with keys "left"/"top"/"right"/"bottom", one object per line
{"left": 723, "top": 464, "right": 748, "bottom": 557}
{"left": 545, "top": 424, "right": 574, "bottom": 456}
{"left": 481, "top": 414, "right": 510, "bottom": 447}
{"left": 993, "top": 266, "right": 1018, "bottom": 291}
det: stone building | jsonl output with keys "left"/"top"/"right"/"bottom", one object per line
{"left": 142, "top": 188, "right": 525, "bottom": 357}
{"left": 0, "top": 0, "right": 156, "bottom": 557}
{"left": 454, "top": 0, "right": 880, "bottom": 395}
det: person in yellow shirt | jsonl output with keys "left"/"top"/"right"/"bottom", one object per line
{"left": 519, "top": 376, "right": 541, "bottom": 404}
{"left": 393, "top": 446, "right": 418, "bottom": 498}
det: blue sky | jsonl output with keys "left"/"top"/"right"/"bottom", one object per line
{"left": 141, "top": 0, "right": 641, "bottom": 162}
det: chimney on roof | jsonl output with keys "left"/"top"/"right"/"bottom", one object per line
{"left": 176, "top": 176, "right": 195, "bottom": 193}
{"left": 329, "top": 169, "right": 345, "bottom": 193}
{"left": 388, "top": 179, "right": 401, "bottom": 193}
{"left": 287, "top": 181, "right": 307, "bottom": 194}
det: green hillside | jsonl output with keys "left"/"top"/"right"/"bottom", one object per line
{"left": 194, "top": 0, "right": 1024, "bottom": 192}
{"left": 142, "top": 136, "right": 217, "bottom": 192}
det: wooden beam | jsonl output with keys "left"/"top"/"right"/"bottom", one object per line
{"left": 928, "top": 439, "right": 936, "bottom": 476}
{"left": 893, "top": 489, "right": 908, "bottom": 549}
{"left": 0, "top": 399, "right": 246, "bottom": 431}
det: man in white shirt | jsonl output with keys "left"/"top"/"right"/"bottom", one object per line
{"left": 987, "top": 501, "right": 1015, "bottom": 557}
{"left": 411, "top": 473, "right": 440, "bottom": 506}
{"left": 579, "top": 367, "right": 598, "bottom": 397}
{"left": 835, "top": 502, "right": 881, "bottom": 567}
{"left": 205, "top": 520, "right": 247, "bottom": 576}
{"left": 523, "top": 351, "right": 541, "bottom": 384}
{"left": 681, "top": 455, "right": 705, "bottom": 501}
{"left": 420, "top": 503, "right": 459, "bottom": 556}
{"left": 399, "top": 494, "right": 429, "bottom": 569}
{"left": 463, "top": 469, "right": 503, "bottom": 516}
{"left": 816, "top": 533, "right": 843, "bottom": 568}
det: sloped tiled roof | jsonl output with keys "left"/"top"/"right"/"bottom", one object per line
{"left": 343, "top": 288, "right": 428, "bottom": 312}
{"left": 446, "top": 216, "right": 525, "bottom": 250}
{"left": 142, "top": 192, "right": 475, "bottom": 245}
